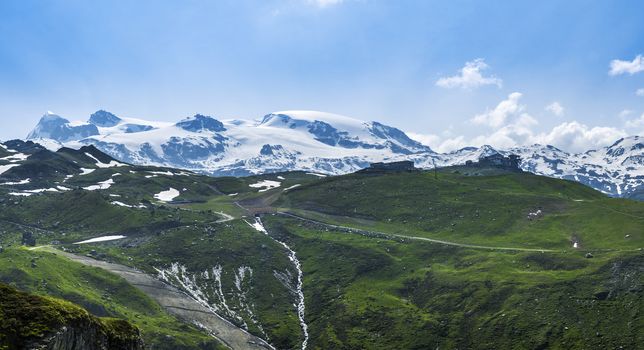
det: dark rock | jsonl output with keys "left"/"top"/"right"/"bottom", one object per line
{"left": 594, "top": 290, "right": 609, "bottom": 300}
{"left": 88, "top": 110, "right": 121, "bottom": 127}
{"left": 21, "top": 232, "right": 36, "bottom": 247}
{"left": 176, "top": 114, "right": 226, "bottom": 132}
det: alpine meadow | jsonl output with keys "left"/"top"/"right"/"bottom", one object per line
{"left": 0, "top": 1, "right": 642, "bottom": 350}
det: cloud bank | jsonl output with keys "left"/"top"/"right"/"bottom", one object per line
{"left": 609, "top": 54, "right": 644, "bottom": 76}
{"left": 545, "top": 102, "right": 565, "bottom": 116}
{"left": 436, "top": 59, "right": 502, "bottom": 89}
{"left": 410, "top": 93, "right": 636, "bottom": 154}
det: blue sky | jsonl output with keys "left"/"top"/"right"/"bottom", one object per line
{"left": 1, "top": 0, "right": 643, "bottom": 152}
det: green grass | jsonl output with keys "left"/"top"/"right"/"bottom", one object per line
{"left": 0, "top": 189, "right": 220, "bottom": 243}
{"left": 0, "top": 246, "right": 223, "bottom": 349}
{"left": 276, "top": 169, "right": 643, "bottom": 251}
{"left": 2, "top": 162, "right": 642, "bottom": 349}
{"left": 0, "top": 282, "right": 142, "bottom": 350}
{"left": 67, "top": 219, "right": 305, "bottom": 350}
{"left": 263, "top": 214, "right": 643, "bottom": 350}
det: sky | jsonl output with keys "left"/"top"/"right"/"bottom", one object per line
{"left": 0, "top": 0, "right": 643, "bottom": 153}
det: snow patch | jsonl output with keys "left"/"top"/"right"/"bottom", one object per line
{"left": 74, "top": 235, "right": 126, "bottom": 244}
{"left": 154, "top": 187, "right": 180, "bottom": 202}
{"left": 284, "top": 184, "right": 301, "bottom": 191}
{"left": 83, "top": 178, "right": 115, "bottom": 191}
{"left": 79, "top": 168, "right": 95, "bottom": 176}
{"left": 306, "top": 172, "right": 327, "bottom": 177}
{"left": 0, "top": 153, "right": 29, "bottom": 162}
{"left": 248, "top": 180, "right": 281, "bottom": 192}
{"left": 147, "top": 170, "right": 175, "bottom": 176}
{"left": 84, "top": 152, "right": 127, "bottom": 168}
{"left": 0, "top": 164, "right": 19, "bottom": 175}
{"left": 0, "top": 178, "right": 30, "bottom": 185}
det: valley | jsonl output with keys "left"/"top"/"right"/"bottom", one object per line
{"left": 0, "top": 140, "right": 641, "bottom": 349}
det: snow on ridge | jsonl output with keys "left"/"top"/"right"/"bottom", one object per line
{"left": 19, "top": 109, "right": 643, "bottom": 198}
{"left": 266, "top": 110, "right": 369, "bottom": 131}
{"left": 84, "top": 152, "right": 127, "bottom": 168}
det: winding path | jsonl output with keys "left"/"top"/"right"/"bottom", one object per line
{"left": 277, "top": 212, "right": 556, "bottom": 253}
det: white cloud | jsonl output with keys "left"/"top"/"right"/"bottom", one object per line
{"left": 436, "top": 58, "right": 502, "bottom": 89}
{"left": 636, "top": 88, "right": 644, "bottom": 97}
{"left": 410, "top": 93, "right": 629, "bottom": 154}
{"left": 471, "top": 92, "right": 526, "bottom": 128}
{"left": 307, "top": 0, "right": 344, "bottom": 7}
{"left": 406, "top": 132, "right": 441, "bottom": 149}
{"left": 545, "top": 102, "right": 565, "bottom": 117}
{"left": 619, "top": 109, "right": 633, "bottom": 118}
{"left": 534, "top": 122, "right": 627, "bottom": 153}
{"left": 609, "top": 54, "right": 644, "bottom": 76}
{"left": 625, "top": 113, "right": 644, "bottom": 130}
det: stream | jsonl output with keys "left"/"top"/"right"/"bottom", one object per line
{"left": 247, "top": 217, "right": 309, "bottom": 350}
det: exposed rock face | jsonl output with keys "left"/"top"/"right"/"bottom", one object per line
{"left": 21, "top": 231, "right": 36, "bottom": 247}
{"left": 27, "top": 112, "right": 99, "bottom": 142}
{"left": 88, "top": 110, "right": 122, "bottom": 127}
{"left": 0, "top": 283, "right": 144, "bottom": 350}
{"left": 35, "top": 319, "right": 144, "bottom": 350}
{"left": 175, "top": 114, "right": 226, "bottom": 132}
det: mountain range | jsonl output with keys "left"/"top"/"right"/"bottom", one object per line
{"left": 23, "top": 110, "right": 643, "bottom": 199}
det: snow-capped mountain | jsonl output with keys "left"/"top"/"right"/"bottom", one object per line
{"left": 23, "top": 110, "right": 643, "bottom": 199}
{"left": 456, "top": 138, "right": 643, "bottom": 200}
{"left": 26, "top": 110, "right": 432, "bottom": 175}
{"left": 515, "top": 137, "right": 643, "bottom": 199}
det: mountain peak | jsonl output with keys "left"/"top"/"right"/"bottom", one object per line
{"left": 27, "top": 112, "right": 98, "bottom": 142}
{"left": 39, "top": 111, "right": 69, "bottom": 123}
{"left": 175, "top": 114, "right": 226, "bottom": 132}
{"left": 89, "top": 110, "right": 121, "bottom": 127}
{"left": 264, "top": 110, "right": 368, "bottom": 129}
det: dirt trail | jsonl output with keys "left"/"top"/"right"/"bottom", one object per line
{"left": 55, "top": 250, "right": 274, "bottom": 350}
{"left": 277, "top": 212, "right": 556, "bottom": 253}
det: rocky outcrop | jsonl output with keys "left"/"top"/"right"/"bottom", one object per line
{"left": 0, "top": 283, "right": 144, "bottom": 350}
{"left": 33, "top": 318, "right": 144, "bottom": 350}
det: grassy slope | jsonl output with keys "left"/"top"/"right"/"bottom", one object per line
{"left": 263, "top": 214, "right": 643, "bottom": 350}
{"left": 0, "top": 189, "right": 218, "bottom": 243}
{"left": 0, "top": 282, "right": 142, "bottom": 350}
{"left": 69, "top": 219, "right": 305, "bottom": 350}
{"left": 2, "top": 161, "right": 642, "bottom": 349}
{"left": 0, "top": 246, "right": 223, "bottom": 350}
{"left": 275, "top": 169, "right": 643, "bottom": 251}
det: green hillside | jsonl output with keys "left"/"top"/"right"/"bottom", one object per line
{"left": 0, "top": 281, "right": 142, "bottom": 349}
{"left": 275, "top": 168, "right": 643, "bottom": 251}
{"left": 1, "top": 146, "right": 642, "bottom": 349}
